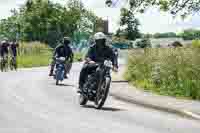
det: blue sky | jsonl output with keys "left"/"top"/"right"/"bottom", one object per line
{"left": 0, "top": 0, "right": 200, "bottom": 34}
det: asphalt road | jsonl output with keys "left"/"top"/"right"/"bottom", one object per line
{"left": 0, "top": 63, "right": 200, "bottom": 133}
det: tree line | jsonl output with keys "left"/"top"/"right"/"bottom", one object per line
{"left": 117, "top": 6, "right": 200, "bottom": 41}
{"left": 142, "top": 30, "right": 200, "bottom": 40}
{"left": 0, "top": 0, "right": 99, "bottom": 48}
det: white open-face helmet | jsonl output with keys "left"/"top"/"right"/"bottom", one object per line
{"left": 94, "top": 32, "right": 106, "bottom": 41}
{"left": 1, "top": 40, "right": 6, "bottom": 44}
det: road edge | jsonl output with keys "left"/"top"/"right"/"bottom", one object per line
{"left": 110, "top": 92, "right": 200, "bottom": 121}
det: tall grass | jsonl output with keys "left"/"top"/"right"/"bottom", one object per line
{"left": 125, "top": 48, "right": 200, "bottom": 100}
{"left": 17, "top": 42, "right": 84, "bottom": 68}
{"left": 17, "top": 42, "right": 52, "bottom": 68}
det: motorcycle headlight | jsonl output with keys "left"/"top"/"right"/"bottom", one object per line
{"left": 59, "top": 57, "right": 66, "bottom": 62}
{"left": 104, "top": 60, "right": 113, "bottom": 68}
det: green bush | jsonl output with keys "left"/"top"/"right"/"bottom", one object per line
{"left": 126, "top": 48, "right": 200, "bottom": 100}
{"left": 135, "top": 38, "right": 151, "bottom": 48}
{"left": 171, "top": 41, "right": 183, "bottom": 47}
{"left": 74, "top": 52, "right": 84, "bottom": 62}
{"left": 192, "top": 40, "right": 200, "bottom": 48}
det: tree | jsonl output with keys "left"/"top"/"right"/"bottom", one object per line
{"left": 120, "top": 8, "right": 141, "bottom": 40}
{"left": 104, "top": 0, "right": 200, "bottom": 17}
{"left": 0, "top": 13, "right": 20, "bottom": 41}
{"left": 128, "top": 0, "right": 200, "bottom": 17}
{"left": 180, "top": 29, "right": 200, "bottom": 40}
{"left": 115, "top": 29, "right": 121, "bottom": 37}
{"left": 153, "top": 32, "right": 177, "bottom": 38}
{"left": 0, "top": 0, "right": 99, "bottom": 47}
{"left": 142, "top": 33, "right": 153, "bottom": 38}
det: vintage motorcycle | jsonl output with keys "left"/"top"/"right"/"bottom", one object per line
{"left": 79, "top": 60, "right": 113, "bottom": 109}
{"left": 54, "top": 57, "right": 66, "bottom": 85}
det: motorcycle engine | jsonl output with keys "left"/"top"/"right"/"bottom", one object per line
{"left": 86, "top": 74, "right": 98, "bottom": 100}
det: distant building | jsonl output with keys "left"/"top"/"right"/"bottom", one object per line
{"left": 94, "top": 19, "right": 109, "bottom": 35}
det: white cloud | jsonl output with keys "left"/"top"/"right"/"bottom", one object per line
{"left": 136, "top": 8, "right": 200, "bottom": 34}
{"left": 0, "top": 0, "right": 25, "bottom": 19}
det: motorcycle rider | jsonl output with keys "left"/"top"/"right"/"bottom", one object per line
{"left": 78, "top": 32, "right": 118, "bottom": 93}
{"left": 0, "top": 41, "right": 2, "bottom": 57}
{"left": 49, "top": 37, "right": 74, "bottom": 78}
{"left": 10, "top": 40, "right": 19, "bottom": 59}
{"left": 0, "top": 39, "right": 10, "bottom": 62}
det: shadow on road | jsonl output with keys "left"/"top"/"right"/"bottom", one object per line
{"left": 82, "top": 105, "right": 124, "bottom": 112}
{"left": 112, "top": 81, "right": 128, "bottom": 83}
{"left": 50, "top": 83, "right": 76, "bottom": 87}
{"left": 57, "top": 84, "right": 76, "bottom": 87}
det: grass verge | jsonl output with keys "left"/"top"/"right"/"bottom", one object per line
{"left": 125, "top": 48, "right": 200, "bottom": 100}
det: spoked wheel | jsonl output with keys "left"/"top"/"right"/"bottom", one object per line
{"left": 79, "top": 82, "right": 88, "bottom": 106}
{"left": 4, "top": 60, "right": 8, "bottom": 72}
{"left": 95, "top": 77, "right": 111, "bottom": 109}
{"left": 12, "top": 58, "right": 17, "bottom": 71}
{"left": 10, "top": 59, "right": 14, "bottom": 71}
{"left": 14, "top": 63, "right": 17, "bottom": 70}
{"left": 0, "top": 61, "right": 3, "bottom": 72}
{"left": 1, "top": 60, "right": 8, "bottom": 72}
{"left": 55, "top": 70, "right": 60, "bottom": 85}
{"left": 79, "top": 93, "right": 88, "bottom": 106}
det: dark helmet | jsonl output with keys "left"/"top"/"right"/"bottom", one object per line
{"left": 63, "top": 37, "right": 71, "bottom": 45}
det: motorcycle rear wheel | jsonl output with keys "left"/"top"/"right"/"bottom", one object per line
{"left": 79, "top": 94, "right": 88, "bottom": 105}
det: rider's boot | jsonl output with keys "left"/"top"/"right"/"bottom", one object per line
{"left": 49, "top": 69, "right": 53, "bottom": 76}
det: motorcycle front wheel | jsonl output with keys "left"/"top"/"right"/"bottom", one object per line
{"left": 56, "top": 79, "right": 59, "bottom": 85}
{"left": 95, "top": 77, "right": 111, "bottom": 109}
{"left": 55, "top": 69, "right": 62, "bottom": 85}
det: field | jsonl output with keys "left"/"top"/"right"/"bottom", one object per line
{"left": 17, "top": 42, "right": 52, "bottom": 68}
{"left": 17, "top": 42, "right": 83, "bottom": 68}
{"left": 125, "top": 48, "right": 200, "bottom": 100}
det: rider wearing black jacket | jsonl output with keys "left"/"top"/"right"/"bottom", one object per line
{"left": 49, "top": 37, "right": 74, "bottom": 78}
{"left": 0, "top": 40, "right": 9, "bottom": 59}
{"left": 78, "top": 32, "right": 118, "bottom": 92}
{"left": 10, "top": 41, "right": 19, "bottom": 57}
